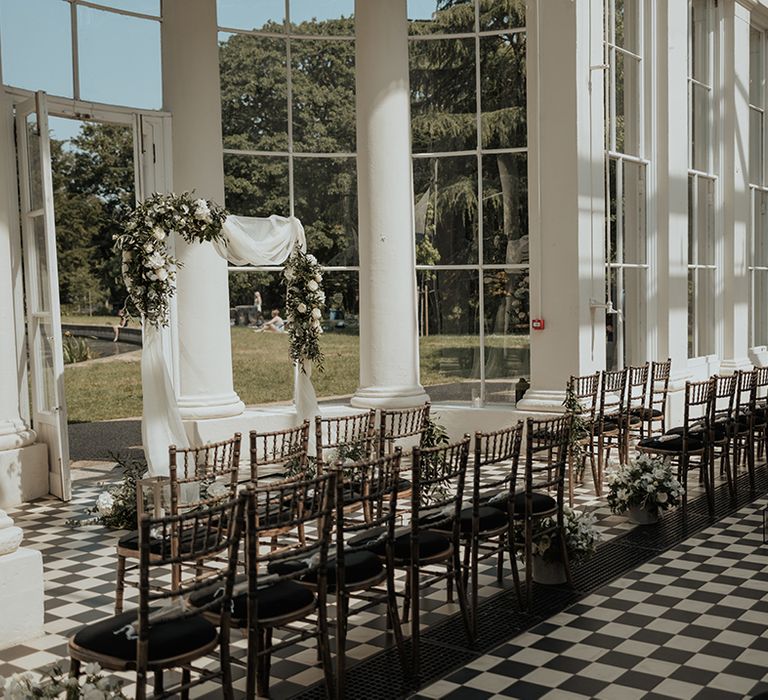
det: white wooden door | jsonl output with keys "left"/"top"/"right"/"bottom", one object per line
{"left": 16, "top": 91, "right": 71, "bottom": 500}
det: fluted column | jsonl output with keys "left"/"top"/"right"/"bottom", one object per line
{"left": 351, "top": 0, "right": 429, "bottom": 409}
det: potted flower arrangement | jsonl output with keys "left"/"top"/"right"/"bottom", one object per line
{"left": 606, "top": 454, "right": 684, "bottom": 525}
{"left": 525, "top": 507, "right": 600, "bottom": 585}
{"left": 0, "top": 661, "right": 128, "bottom": 699}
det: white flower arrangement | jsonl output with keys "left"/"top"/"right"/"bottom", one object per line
{"left": 606, "top": 453, "right": 684, "bottom": 515}
{"left": 114, "top": 192, "right": 227, "bottom": 328}
{"left": 524, "top": 506, "right": 600, "bottom": 564}
{"left": 284, "top": 248, "right": 325, "bottom": 371}
{"left": 0, "top": 661, "right": 128, "bottom": 699}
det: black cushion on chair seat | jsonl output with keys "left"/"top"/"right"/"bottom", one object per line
{"left": 631, "top": 407, "right": 663, "bottom": 420}
{"left": 268, "top": 550, "right": 383, "bottom": 592}
{"left": 117, "top": 527, "right": 220, "bottom": 555}
{"left": 638, "top": 435, "right": 704, "bottom": 452}
{"left": 392, "top": 530, "right": 451, "bottom": 561}
{"left": 666, "top": 422, "right": 727, "bottom": 441}
{"left": 458, "top": 506, "right": 508, "bottom": 534}
{"left": 510, "top": 491, "right": 556, "bottom": 516}
{"left": 72, "top": 608, "right": 217, "bottom": 663}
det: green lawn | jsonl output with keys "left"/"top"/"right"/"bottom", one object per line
{"left": 64, "top": 327, "right": 530, "bottom": 422}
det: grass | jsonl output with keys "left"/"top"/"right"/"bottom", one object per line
{"left": 64, "top": 327, "right": 531, "bottom": 423}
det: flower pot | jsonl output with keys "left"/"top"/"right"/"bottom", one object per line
{"left": 627, "top": 504, "right": 660, "bottom": 525}
{"left": 532, "top": 555, "right": 568, "bottom": 585}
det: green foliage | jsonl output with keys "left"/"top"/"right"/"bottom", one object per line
{"left": 61, "top": 332, "right": 95, "bottom": 365}
{"left": 0, "top": 661, "right": 128, "bottom": 699}
{"left": 284, "top": 249, "right": 326, "bottom": 370}
{"left": 562, "top": 382, "right": 591, "bottom": 481}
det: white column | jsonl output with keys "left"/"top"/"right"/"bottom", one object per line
{"left": 351, "top": 0, "right": 429, "bottom": 410}
{"left": 516, "top": 0, "right": 606, "bottom": 414}
{"left": 719, "top": 3, "right": 752, "bottom": 374}
{"left": 162, "top": 0, "right": 244, "bottom": 420}
{"left": 0, "top": 90, "right": 48, "bottom": 508}
{"left": 654, "top": 0, "right": 693, "bottom": 420}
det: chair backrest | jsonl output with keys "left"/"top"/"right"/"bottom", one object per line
{"left": 626, "top": 363, "right": 650, "bottom": 412}
{"left": 168, "top": 433, "right": 242, "bottom": 516}
{"left": 523, "top": 416, "right": 570, "bottom": 500}
{"left": 411, "top": 436, "right": 470, "bottom": 534}
{"left": 316, "top": 410, "right": 377, "bottom": 473}
{"left": 249, "top": 422, "right": 310, "bottom": 481}
{"left": 648, "top": 358, "right": 672, "bottom": 412}
{"left": 136, "top": 493, "right": 245, "bottom": 667}
{"left": 566, "top": 373, "right": 600, "bottom": 420}
{"left": 378, "top": 402, "right": 431, "bottom": 456}
{"left": 599, "top": 368, "right": 627, "bottom": 421}
{"left": 711, "top": 374, "right": 737, "bottom": 424}
{"left": 473, "top": 422, "right": 524, "bottom": 507}
{"left": 245, "top": 473, "right": 337, "bottom": 599}
{"left": 755, "top": 367, "right": 768, "bottom": 405}
{"left": 734, "top": 369, "right": 756, "bottom": 420}
{"left": 683, "top": 378, "right": 714, "bottom": 434}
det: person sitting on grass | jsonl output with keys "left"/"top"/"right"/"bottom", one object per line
{"left": 256, "top": 308, "right": 285, "bottom": 333}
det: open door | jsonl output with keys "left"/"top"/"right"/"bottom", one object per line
{"left": 16, "top": 91, "right": 71, "bottom": 500}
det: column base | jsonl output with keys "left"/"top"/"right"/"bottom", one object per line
{"left": 0, "top": 442, "right": 48, "bottom": 509}
{"left": 0, "top": 420, "right": 36, "bottom": 452}
{"left": 0, "top": 547, "right": 44, "bottom": 650}
{"left": 351, "top": 384, "right": 431, "bottom": 410}
{"left": 177, "top": 391, "right": 245, "bottom": 420}
{"left": 719, "top": 356, "right": 754, "bottom": 374}
{"left": 514, "top": 389, "right": 568, "bottom": 415}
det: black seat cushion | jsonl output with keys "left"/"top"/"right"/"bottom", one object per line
{"left": 347, "top": 526, "right": 388, "bottom": 555}
{"left": 348, "top": 527, "right": 451, "bottom": 561}
{"left": 397, "top": 478, "right": 412, "bottom": 493}
{"left": 72, "top": 608, "right": 217, "bottom": 663}
{"left": 268, "top": 550, "right": 383, "bottom": 592}
{"left": 638, "top": 434, "right": 704, "bottom": 452}
{"left": 189, "top": 578, "right": 315, "bottom": 623}
{"left": 631, "top": 407, "right": 663, "bottom": 419}
{"left": 511, "top": 491, "right": 556, "bottom": 516}
{"left": 667, "top": 422, "right": 727, "bottom": 441}
{"left": 117, "top": 528, "right": 219, "bottom": 556}
{"left": 458, "top": 506, "right": 508, "bottom": 534}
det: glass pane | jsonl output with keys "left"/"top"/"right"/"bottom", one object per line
{"left": 77, "top": 6, "right": 161, "bottom": 109}
{"left": 615, "top": 51, "right": 641, "bottom": 156}
{"left": 696, "top": 268, "right": 715, "bottom": 356}
{"left": 290, "top": 0, "right": 354, "bottom": 34}
{"left": 483, "top": 271, "right": 529, "bottom": 395}
{"left": 620, "top": 160, "right": 646, "bottom": 264}
{"left": 607, "top": 266, "right": 645, "bottom": 370}
{"left": 0, "top": 0, "right": 73, "bottom": 97}
{"left": 614, "top": 0, "right": 641, "bottom": 55}
{"left": 754, "top": 271, "right": 768, "bottom": 346}
{"left": 750, "top": 27, "right": 763, "bottom": 107}
{"left": 414, "top": 156, "right": 478, "bottom": 265}
{"left": 293, "top": 157, "right": 358, "bottom": 265}
{"left": 482, "top": 153, "right": 527, "bottom": 265}
{"left": 408, "top": 0, "right": 474, "bottom": 35}
{"left": 755, "top": 190, "right": 768, "bottom": 268}
{"left": 750, "top": 107, "right": 763, "bottom": 187}
{"left": 223, "top": 154, "right": 290, "bottom": 216}
{"left": 25, "top": 114, "right": 43, "bottom": 212}
{"left": 480, "top": 33, "right": 526, "bottom": 149}
{"left": 410, "top": 38, "right": 476, "bottom": 153}
{"left": 219, "top": 33, "right": 288, "bottom": 151}
{"left": 89, "top": 0, "right": 160, "bottom": 15}
{"left": 688, "top": 175, "right": 695, "bottom": 264}
{"left": 291, "top": 39, "right": 356, "bottom": 152}
{"left": 479, "top": 0, "right": 525, "bottom": 32}
{"left": 418, "top": 269, "right": 480, "bottom": 400}
{"left": 690, "top": 0, "right": 711, "bottom": 86}
{"left": 39, "top": 319, "right": 57, "bottom": 411}
{"left": 691, "top": 82, "right": 711, "bottom": 172}
{"left": 696, "top": 176, "right": 715, "bottom": 265}
{"left": 217, "top": 0, "right": 284, "bottom": 31}
{"left": 33, "top": 215, "right": 51, "bottom": 313}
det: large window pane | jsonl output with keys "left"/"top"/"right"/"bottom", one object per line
{"left": 614, "top": 0, "right": 641, "bottom": 55}
{"left": 293, "top": 157, "right": 358, "bottom": 265}
{"left": 290, "top": 0, "right": 354, "bottom": 34}
{"left": 77, "top": 6, "right": 161, "bottom": 109}
{"left": 291, "top": 39, "right": 355, "bottom": 152}
{"left": 480, "top": 33, "right": 526, "bottom": 149}
{"left": 607, "top": 266, "right": 645, "bottom": 369}
{"left": 410, "top": 38, "right": 476, "bottom": 153}
{"left": 752, "top": 191, "right": 768, "bottom": 347}
{"left": 219, "top": 33, "right": 288, "bottom": 151}
{"left": 750, "top": 107, "right": 764, "bottom": 187}
{"left": 408, "top": 0, "right": 474, "bottom": 35}
{"left": 690, "top": 82, "right": 711, "bottom": 173}
{"left": 482, "top": 153, "right": 527, "bottom": 265}
{"left": 483, "top": 271, "right": 529, "bottom": 394}
{"left": 479, "top": 0, "right": 525, "bottom": 32}
{"left": 418, "top": 269, "right": 480, "bottom": 400}
{"left": 0, "top": 0, "right": 73, "bottom": 97}
{"left": 414, "top": 156, "right": 478, "bottom": 265}
{"left": 217, "top": 0, "right": 284, "bottom": 31}
{"left": 223, "top": 154, "right": 290, "bottom": 216}
{"left": 750, "top": 27, "right": 763, "bottom": 109}
{"left": 690, "top": 0, "right": 711, "bottom": 86}
{"left": 615, "top": 51, "right": 641, "bottom": 156}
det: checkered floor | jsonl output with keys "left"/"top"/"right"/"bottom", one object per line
{"left": 0, "top": 455, "right": 721, "bottom": 698}
{"left": 414, "top": 493, "right": 768, "bottom": 700}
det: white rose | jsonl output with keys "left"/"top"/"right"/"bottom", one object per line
{"left": 96, "top": 492, "right": 114, "bottom": 516}
{"left": 193, "top": 199, "right": 213, "bottom": 223}
{"left": 318, "top": 291, "right": 326, "bottom": 303}
{"left": 84, "top": 662, "right": 101, "bottom": 675}
{"left": 306, "top": 254, "right": 318, "bottom": 264}
{"left": 297, "top": 302, "right": 307, "bottom": 314}
{"left": 315, "top": 273, "right": 323, "bottom": 282}
{"left": 312, "top": 319, "right": 321, "bottom": 329}
{"left": 311, "top": 307, "right": 322, "bottom": 320}
{"left": 156, "top": 268, "right": 168, "bottom": 281}
{"left": 143, "top": 242, "right": 154, "bottom": 253}
{"left": 657, "top": 491, "right": 668, "bottom": 503}
{"left": 284, "top": 268, "right": 295, "bottom": 281}
{"left": 147, "top": 252, "right": 166, "bottom": 269}
{"left": 151, "top": 226, "right": 166, "bottom": 241}
{"left": 123, "top": 251, "right": 133, "bottom": 262}
{"left": 307, "top": 279, "right": 319, "bottom": 292}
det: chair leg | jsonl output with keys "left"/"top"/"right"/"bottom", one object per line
{"left": 181, "top": 668, "right": 191, "bottom": 700}
{"left": 384, "top": 553, "right": 408, "bottom": 674}
{"left": 507, "top": 523, "right": 523, "bottom": 610}
{"left": 402, "top": 570, "right": 411, "bottom": 624}
{"left": 219, "top": 623, "right": 233, "bottom": 700}
{"left": 470, "top": 535, "right": 479, "bottom": 640}
{"left": 115, "top": 554, "right": 126, "bottom": 614}
{"left": 154, "top": 670, "right": 164, "bottom": 696}
{"left": 68, "top": 659, "right": 81, "bottom": 700}
{"left": 452, "top": 547, "right": 474, "bottom": 645}
{"left": 525, "top": 524, "right": 533, "bottom": 611}
{"left": 410, "top": 562, "right": 421, "bottom": 684}
{"left": 335, "top": 593, "right": 348, "bottom": 700}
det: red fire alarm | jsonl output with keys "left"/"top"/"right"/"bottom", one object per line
{"left": 531, "top": 319, "right": 545, "bottom": 330}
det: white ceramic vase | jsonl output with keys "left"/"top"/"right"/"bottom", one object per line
{"left": 532, "top": 555, "right": 568, "bottom": 585}
{"left": 627, "top": 504, "right": 660, "bottom": 525}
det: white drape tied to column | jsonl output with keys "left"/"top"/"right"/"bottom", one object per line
{"left": 142, "top": 214, "right": 318, "bottom": 476}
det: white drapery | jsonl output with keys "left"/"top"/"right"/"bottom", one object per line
{"left": 142, "top": 214, "right": 317, "bottom": 475}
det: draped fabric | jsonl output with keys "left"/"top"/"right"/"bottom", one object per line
{"left": 142, "top": 215, "right": 317, "bottom": 476}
